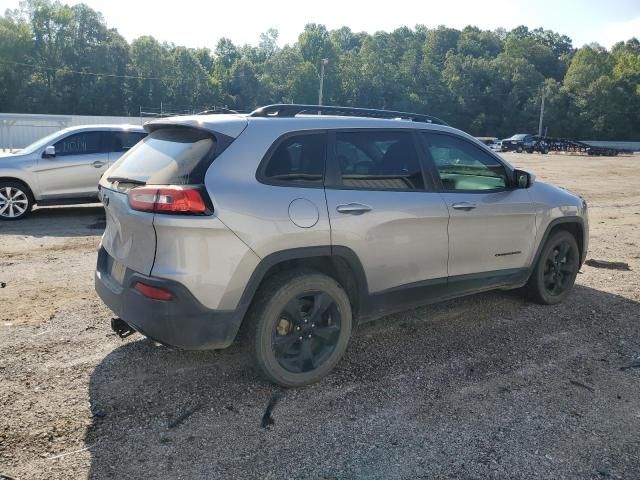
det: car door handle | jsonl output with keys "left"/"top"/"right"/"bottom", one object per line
{"left": 336, "top": 203, "right": 372, "bottom": 215}
{"left": 92, "top": 161, "right": 106, "bottom": 168}
{"left": 451, "top": 202, "right": 477, "bottom": 211}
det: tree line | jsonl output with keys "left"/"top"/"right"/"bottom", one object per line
{"left": 1, "top": 0, "right": 639, "bottom": 140}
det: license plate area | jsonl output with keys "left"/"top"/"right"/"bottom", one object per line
{"left": 109, "top": 257, "right": 127, "bottom": 285}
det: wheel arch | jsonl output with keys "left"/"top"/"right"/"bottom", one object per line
{"left": 532, "top": 217, "right": 586, "bottom": 270}
{"left": 236, "top": 246, "right": 370, "bottom": 327}
{"left": 0, "top": 176, "right": 36, "bottom": 202}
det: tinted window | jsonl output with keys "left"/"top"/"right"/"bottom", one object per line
{"left": 103, "top": 131, "right": 147, "bottom": 152}
{"left": 335, "top": 131, "right": 424, "bottom": 190}
{"left": 423, "top": 133, "right": 508, "bottom": 191}
{"left": 54, "top": 132, "right": 102, "bottom": 156}
{"left": 263, "top": 133, "right": 326, "bottom": 185}
{"left": 107, "top": 127, "right": 215, "bottom": 185}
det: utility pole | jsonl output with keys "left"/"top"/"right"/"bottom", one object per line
{"left": 538, "top": 85, "right": 545, "bottom": 137}
{"left": 318, "top": 58, "right": 329, "bottom": 106}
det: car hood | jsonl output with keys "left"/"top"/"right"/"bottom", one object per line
{"left": 0, "top": 152, "right": 29, "bottom": 166}
{"left": 529, "top": 180, "right": 584, "bottom": 209}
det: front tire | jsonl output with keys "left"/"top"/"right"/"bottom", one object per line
{"left": 246, "top": 270, "right": 352, "bottom": 387}
{"left": 525, "top": 230, "right": 580, "bottom": 305}
{"left": 0, "top": 182, "right": 33, "bottom": 221}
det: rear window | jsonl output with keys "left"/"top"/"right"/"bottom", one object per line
{"left": 107, "top": 127, "right": 215, "bottom": 185}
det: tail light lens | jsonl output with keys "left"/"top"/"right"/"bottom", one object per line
{"left": 133, "top": 282, "right": 173, "bottom": 301}
{"left": 128, "top": 186, "right": 208, "bottom": 214}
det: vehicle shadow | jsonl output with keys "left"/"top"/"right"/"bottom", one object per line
{"left": 84, "top": 284, "right": 640, "bottom": 479}
{"left": 0, "top": 205, "right": 104, "bottom": 237}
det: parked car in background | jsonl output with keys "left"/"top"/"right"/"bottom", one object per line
{"left": 95, "top": 104, "right": 589, "bottom": 387}
{"left": 489, "top": 140, "right": 503, "bottom": 151}
{"left": 501, "top": 133, "right": 535, "bottom": 153}
{"left": 476, "top": 137, "right": 503, "bottom": 153}
{"left": 0, "top": 125, "right": 146, "bottom": 220}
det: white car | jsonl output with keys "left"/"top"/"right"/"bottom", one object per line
{"left": 489, "top": 140, "right": 503, "bottom": 152}
{"left": 0, "top": 125, "right": 146, "bottom": 220}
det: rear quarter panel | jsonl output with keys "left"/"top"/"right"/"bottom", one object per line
{"left": 204, "top": 120, "right": 332, "bottom": 258}
{"left": 151, "top": 215, "right": 261, "bottom": 310}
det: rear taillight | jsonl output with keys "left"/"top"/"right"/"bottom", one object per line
{"left": 128, "top": 186, "right": 207, "bottom": 214}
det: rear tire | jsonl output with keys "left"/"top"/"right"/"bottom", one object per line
{"left": 245, "top": 270, "right": 352, "bottom": 387}
{"left": 524, "top": 230, "right": 580, "bottom": 305}
{"left": 0, "top": 181, "right": 33, "bottom": 221}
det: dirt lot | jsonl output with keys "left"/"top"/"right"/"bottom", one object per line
{"left": 1, "top": 153, "right": 639, "bottom": 479}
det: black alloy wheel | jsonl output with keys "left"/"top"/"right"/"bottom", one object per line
{"left": 247, "top": 270, "right": 353, "bottom": 387}
{"left": 271, "top": 291, "right": 342, "bottom": 373}
{"left": 542, "top": 239, "right": 579, "bottom": 297}
{"left": 524, "top": 230, "right": 580, "bottom": 305}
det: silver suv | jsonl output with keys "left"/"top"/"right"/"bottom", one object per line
{"left": 95, "top": 105, "right": 588, "bottom": 387}
{"left": 0, "top": 125, "right": 146, "bottom": 220}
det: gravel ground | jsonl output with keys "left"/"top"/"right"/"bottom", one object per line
{"left": 1, "top": 153, "right": 639, "bottom": 479}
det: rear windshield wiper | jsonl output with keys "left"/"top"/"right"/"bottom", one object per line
{"left": 106, "top": 176, "right": 146, "bottom": 186}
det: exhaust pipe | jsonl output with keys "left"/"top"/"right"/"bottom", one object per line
{"left": 111, "top": 317, "right": 136, "bottom": 338}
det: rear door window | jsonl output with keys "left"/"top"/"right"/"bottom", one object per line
{"left": 260, "top": 133, "right": 326, "bottom": 186}
{"left": 103, "top": 131, "right": 147, "bottom": 153}
{"left": 334, "top": 131, "right": 424, "bottom": 190}
{"left": 107, "top": 127, "right": 215, "bottom": 185}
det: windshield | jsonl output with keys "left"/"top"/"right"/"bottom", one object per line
{"left": 19, "top": 129, "right": 73, "bottom": 154}
{"left": 506, "top": 134, "right": 527, "bottom": 141}
{"left": 107, "top": 127, "right": 215, "bottom": 185}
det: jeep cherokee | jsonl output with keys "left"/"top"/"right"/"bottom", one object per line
{"left": 95, "top": 104, "right": 588, "bottom": 387}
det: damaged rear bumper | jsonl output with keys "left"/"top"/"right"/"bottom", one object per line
{"left": 95, "top": 247, "right": 242, "bottom": 350}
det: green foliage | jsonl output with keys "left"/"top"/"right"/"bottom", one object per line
{"left": 0, "top": 13, "right": 32, "bottom": 111}
{"left": 0, "top": 0, "right": 638, "bottom": 139}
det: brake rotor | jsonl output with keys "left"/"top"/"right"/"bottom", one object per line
{"left": 276, "top": 317, "right": 291, "bottom": 336}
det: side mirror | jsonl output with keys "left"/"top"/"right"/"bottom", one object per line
{"left": 43, "top": 145, "right": 56, "bottom": 158}
{"left": 514, "top": 169, "right": 535, "bottom": 188}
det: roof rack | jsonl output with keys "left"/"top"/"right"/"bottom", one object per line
{"left": 249, "top": 104, "right": 449, "bottom": 126}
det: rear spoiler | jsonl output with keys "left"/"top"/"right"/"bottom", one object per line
{"left": 144, "top": 114, "right": 248, "bottom": 139}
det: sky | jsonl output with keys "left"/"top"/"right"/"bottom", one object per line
{"left": 1, "top": 0, "right": 639, "bottom": 50}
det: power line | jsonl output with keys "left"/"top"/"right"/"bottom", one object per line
{"left": 0, "top": 58, "right": 165, "bottom": 80}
